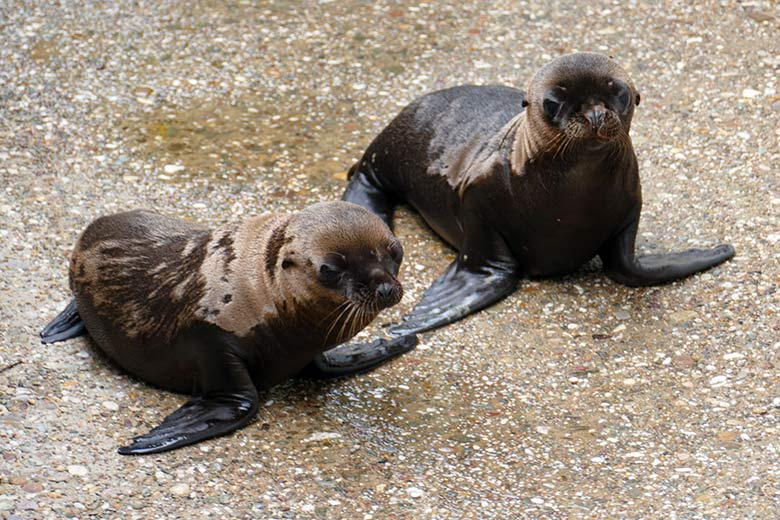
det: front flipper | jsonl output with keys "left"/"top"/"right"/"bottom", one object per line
{"left": 343, "top": 162, "right": 398, "bottom": 230}
{"left": 600, "top": 217, "right": 735, "bottom": 287}
{"left": 304, "top": 335, "right": 419, "bottom": 379}
{"left": 118, "top": 391, "right": 258, "bottom": 455}
{"left": 119, "top": 331, "right": 260, "bottom": 455}
{"left": 390, "top": 260, "right": 519, "bottom": 335}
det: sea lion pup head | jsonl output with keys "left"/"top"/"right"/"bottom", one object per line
{"left": 275, "top": 201, "right": 404, "bottom": 332}
{"left": 524, "top": 52, "right": 640, "bottom": 154}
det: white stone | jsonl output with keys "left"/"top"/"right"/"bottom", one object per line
{"left": 709, "top": 375, "right": 728, "bottom": 387}
{"left": 163, "top": 164, "right": 186, "bottom": 174}
{"left": 102, "top": 401, "right": 119, "bottom": 411}
{"left": 302, "top": 432, "right": 342, "bottom": 443}
{"left": 170, "top": 483, "right": 190, "bottom": 496}
{"left": 67, "top": 465, "right": 88, "bottom": 477}
{"left": 407, "top": 487, "right": 424, "bottom": 498}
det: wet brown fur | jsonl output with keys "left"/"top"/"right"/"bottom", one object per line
{"left": 70, "top": 202, "right": 398, "bottom": 360}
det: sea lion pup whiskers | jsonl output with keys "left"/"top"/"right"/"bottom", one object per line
{"left": 40, "top": 201, "right": 416, "bottom": 454}
{"left": 343, "top": 52, "right": 735, "bottom": 335}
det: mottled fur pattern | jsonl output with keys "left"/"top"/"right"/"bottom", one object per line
{"left": 70, "top": 210, "right": 210, "bottom": 341}
{"left": 70, "top": 203, "right": 398, "bottom": 348}
{"left": 198, "top": 214, "right": 292, "bottom": 337}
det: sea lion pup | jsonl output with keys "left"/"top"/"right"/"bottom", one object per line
{"left": 343, "top": 52, "right": 735, "bottom": 335}
{"left": 40, "top": 201, "right": 416, "bottom": 454}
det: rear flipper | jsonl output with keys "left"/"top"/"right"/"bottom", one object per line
{"left": 343, "top": 163, "right": 397, "bottom": 231}
{"left": 390, "top": 259, "right": 518, "bottom": 336}
{"left": 118, "top": 391, "right": 259, "bottom": 455}
{"left": 40, "top": 299, "right": 87, "bottom": 344}
{"left": 304, "top": 335, "right": 418, "bottom": 378}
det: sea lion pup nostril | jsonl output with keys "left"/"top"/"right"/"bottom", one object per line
{"left": 343, "top": 51, "right": 735, "bottom": 336}
{"left": 39, "top": 201, "right": 415, "bottom": 454}
{"left": 376, "top": 282, "right": 394, "bottom": 300}
{"left": 375, "top": 281, "right": 401, "bottom": 308}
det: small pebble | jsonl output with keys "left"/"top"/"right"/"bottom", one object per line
{"left": 17, "top": 499, "right": 38, "bottom": 511}
{"left": 67, "top": 465, "right": 88, "bottom": 477}
{"left": 170, "top": 483, "right": 190, "bottom": 497}
{"left": 709, "top": 375, "right": 728, "bottom": 387}
{"left": 163, "top": 164, "right": 186, "bottom": 174}
{"left": 102, "top": 401, "right": 119, "bottom": 411}
{"left": 406, "top": 487, "right": 424, "bottom": 498}
{"left": 22, "top": 482, "right": 44, "bottom": 494}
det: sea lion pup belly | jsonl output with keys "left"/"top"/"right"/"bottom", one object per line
{"left": 344, "top": 52, "right": 735, "bottom": 335}
{"left": 40, "top": 201, "right": 416, "bottom": 454}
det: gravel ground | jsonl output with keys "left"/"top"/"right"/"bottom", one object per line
{"left": 1, "top": 1, "right": 779, "bottom": 518}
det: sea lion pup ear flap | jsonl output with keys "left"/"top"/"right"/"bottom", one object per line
{"left": 635, "top": 92, "right": 641, "bottom": 106}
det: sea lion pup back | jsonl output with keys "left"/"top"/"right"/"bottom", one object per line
{"left": 344, "top": 52, "right": 735, "bottom": 335}
{"left": 40, "top": 201, "right": 416, "bottom": 454}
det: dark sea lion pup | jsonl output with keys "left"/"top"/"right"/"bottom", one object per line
{"left": 40, "top": 201, "right": 416, "bottom": 454}
{"left": 344, "top": 52, "right": 735, "bottom": 335}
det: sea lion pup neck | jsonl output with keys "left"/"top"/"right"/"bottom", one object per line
{"left": 343, "top": 51, "right": 734, "bottom": 336}
{"left": 39, "top": 201, "right": 415, "bottom": 454}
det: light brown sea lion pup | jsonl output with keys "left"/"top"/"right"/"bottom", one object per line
{"left": 41, "top": 201, "right": 416, "bottom": 454}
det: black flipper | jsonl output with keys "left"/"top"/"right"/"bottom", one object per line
{"left": 118, "top": 391, "right": 258, "bottom": 455}
{"left": 304, "top": 335, "right": 418, "bottom": 379}
{"left": 40, "top": 299, "right": 87, "bottom": 344}
{"left": 343, "top": 163, "right": 397, "bottom": 230}
{"left": 390, "top": 260, "right": 518, "bottom": 336}
{"left": 119, "top": 333, "right": 260, "bottom": 455}
{"left": 600, "top": 217, "right": 735, "bottom": 287}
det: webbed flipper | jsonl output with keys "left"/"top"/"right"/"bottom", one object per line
{"left": 119, "top": 334, "right": 260, "bottom": 455}
{"left": 305, "top": 335, "right": 418, "bottom": 378}
{"left": 40, "top": 299, "right": 87, "bottom": 344}
{"left": 390, "top": 259, "right": 518, "bottom": 336}
{"left": 601, "top": 218, "right": 735, "bottom": 287}
{"left": 118, "top": 390, "right": 258, "bottom": 455}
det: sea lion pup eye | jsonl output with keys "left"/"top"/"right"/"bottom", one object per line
{"left": 39, "top": 201, "right": 416, "bottom": 455}
{"left": 542, "top": 86, "right": 566, "bottom": 120}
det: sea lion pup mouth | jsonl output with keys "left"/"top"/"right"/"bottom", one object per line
{"left": 525, "top": 52, "right": 641, "bottom": 156}
{"left": 280, "top": 201, "right": 404, "bottom": 325}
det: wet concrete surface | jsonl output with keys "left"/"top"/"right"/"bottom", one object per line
{"left": 1, "top": 0, "right": 779, "bottom": 518}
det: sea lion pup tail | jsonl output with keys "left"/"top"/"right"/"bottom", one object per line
{"left": 40, "top": 299, "right": 86, "bottom": 344}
